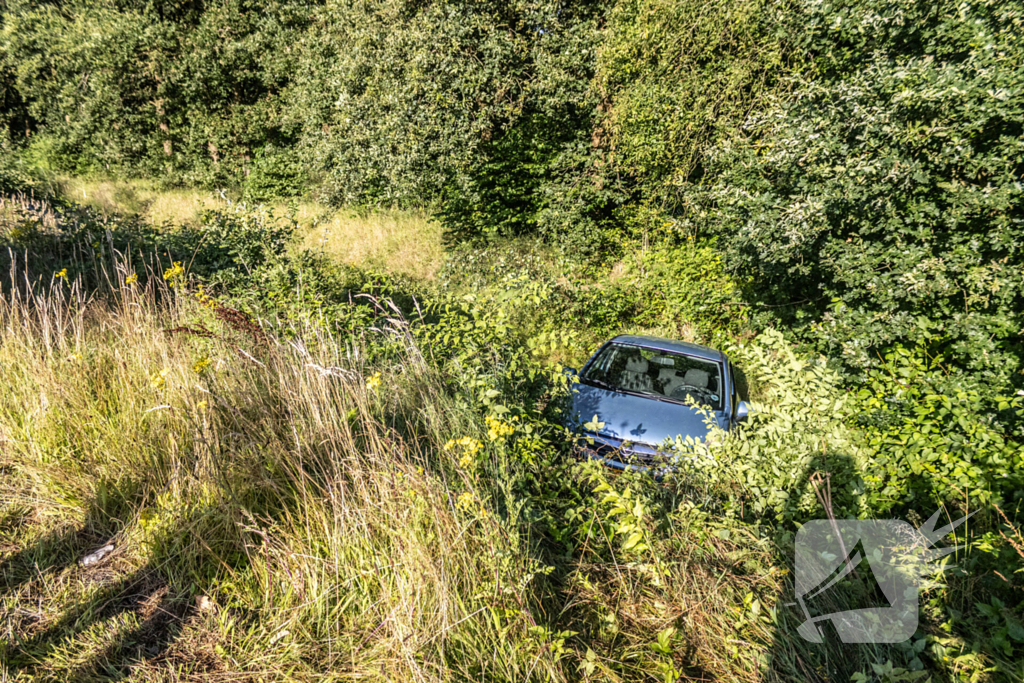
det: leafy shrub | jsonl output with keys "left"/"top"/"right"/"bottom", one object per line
{"left": 631, "top": 238, "right": 747, "bottom": 339}
{"left": 677, "top": 328, "right": 871, "bottom": 524}
{"left": 1, "top": 0, "right": 312, "bottom": 186}
{"left": 420, "top": 274, "right": 579, "bottom": 418}
{"left": 291, "top": 0, "right": 607, "bottom": 245}
{"left": 702, "top": 0, "right": 1024, "bottom": 390}
{"left": 595, "top": 0, "right": 797, "bottom": 191}
{"left": 194, "top": 203, "right": 296, "bottom": 278}
{"left": 0, "top": 150, "right": 37, "bottom": 194}
{"left": 242, "top": 144, "right": 306, "bottom": 202}
{"left": 854, "top": 346, "right": 1024, "bottom": 514}
{"left": 438, "top": 241, "right": 558, "bottom": 292}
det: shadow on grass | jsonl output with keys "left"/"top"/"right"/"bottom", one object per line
{"left": 1, "top": 513, "right": 211, "bottom": 681}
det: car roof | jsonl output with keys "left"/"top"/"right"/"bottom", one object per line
{"left": 609, "top": 334, "right": 726, "bottom": 363}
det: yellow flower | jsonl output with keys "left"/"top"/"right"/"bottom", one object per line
{"left": 485, "top": 415, "right": 515, "bottom": 441}
{"left": 163, "top": 261, "right": 185, "bottom": 287}
{"left": 54, "top": 268, "right": 67, "bottom": 280}
{"left": 197, "top": 400, "right": 208, "bottom": 410}
{"left": 445, "top": 436, "right": 482, "bottom": 469}
{"left": 445, "top": 436, "right": 482, "bottom": 457}
{"left": 66, "top": 352, "right": 82, "bottom": 363}
{"left": 194, "top": 284, "right": 216, "bottom": 308}
{"left": 150, "top": 368, "right": 169, "bottom": 389}
{"left": 125, "top": 273, "right": 138, "bottom": 285}
{"left": 456, "top": 491, "right": 476, "bottom": 511}
{"left": 365, "top": 372, "right": 382, "bottom": 391}
{"left": 193, "top": 356, "right": 212, "bottom": 374}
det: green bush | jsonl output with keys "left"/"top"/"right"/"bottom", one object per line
{"left": 1, "top": 0, "right": 311, "bottom": 185}
{"left": 702, "top": 0, "right": 1024, "bottom": 390}
{"left": 595, "top": 0, "right": 796, "bottom": 191}
{"left": 290, "top": 0, "right": 607, "bottom": 245}
{"left": 242, "top": 144, "right": 306, "bottom": 202}
{"left": 677, "top": 328, "right": 871, "bottom": 524}
{"left": 194, "top": 203, "right": 296, "bottom": 277}
{"left": 855, "top": 346, "right": 1024, "bottom": 514}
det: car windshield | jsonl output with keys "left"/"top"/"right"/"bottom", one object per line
{"left": 581, "top": 343, "right": 724, "bottom": 410}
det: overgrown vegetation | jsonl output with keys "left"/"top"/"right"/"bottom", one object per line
{"left": 1, "top": 0, "right": 1023, "bottom": 680}
{"left": 1, "top": 181, "right": 1022, "bottom": 680}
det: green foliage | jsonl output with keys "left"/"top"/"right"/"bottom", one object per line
{"left": 437, "top": 112, "right": 572, "bottom": 242}
{"left": 242, "top": 144, "right": 306, "bottom": 202}
{"left": 420, "top": 274, "right": 579, "bottom": 417}
{"left": 632, "top": 238, "right": 747, "bottom": 339}
{"left": 1, "top": 0, "right": 311, "bottom": 185}
{"left": 855, "top": 346, "right": 1024, "bottom": 514}
{"left": 677, "top": 328, "right": 871, "bottom": 523}
{"left": 291, "top": 0, "right": 608, "bottom": 246}
{"left": 0, "top": 26, "right": 30, "bottom": 146}
{"left": 4, "top": 0, "right": 1024, "bottom": 675}
{"left": 596, "top": 0, "right": 796, "bottom": 190}
{"left": 194, "top": 203, "right": 296, "bottom": 278}
{"left": 0, "top": 148, "right": 38, "bottom": 194}
{"left": 675, "top": 329, "right": 1024, "bottom": 532}
{"left": 438, "top": 232, "right": 748, "bottom": 353}
{"left": 702, "top": 0, "right": 1024, "bottom": 388}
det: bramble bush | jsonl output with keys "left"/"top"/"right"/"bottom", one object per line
{"left": 667, "top": 329, "right": 1024, "bottom": 678}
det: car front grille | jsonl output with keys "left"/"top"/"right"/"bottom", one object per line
{"left": 576, "top": 439, "right": 669, "bottom": 468}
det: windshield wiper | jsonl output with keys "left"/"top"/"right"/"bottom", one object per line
{"left": 581, "top": 376, "right": 616, "bottom": 391}
{"left": 582, "top": 378, "right": 652, "bottom": 400}
{"left": 648, "top": 394, "right": 688, "bottom": 406}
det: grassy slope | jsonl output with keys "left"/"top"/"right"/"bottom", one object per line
{"left": 1, "top": 184, "right": 1013, "bottom": 682}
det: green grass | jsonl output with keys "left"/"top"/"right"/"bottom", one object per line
{"left": 3, "top": 184, "right": 1015, "bottom": 682}
{"left": 0, "top": 271, "right": 796, "bottom": 682}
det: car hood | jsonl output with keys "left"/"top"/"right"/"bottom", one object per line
{"left": 568, "top": 382, "right": 724, "bottom": 448}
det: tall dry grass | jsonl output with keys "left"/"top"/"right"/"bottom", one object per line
{"left": 300, "top": 209, "right": 442, "bottom": 281}
{"left": 0, "top": 268, "right": 558, "bottom": 681}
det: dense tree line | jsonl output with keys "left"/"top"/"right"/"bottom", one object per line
{"left": 2, "top": 0, "right": 1022, "bottom": 393}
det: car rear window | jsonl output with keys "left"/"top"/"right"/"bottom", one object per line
{"left": 581, "top": 343, "right": 724, "bottom": 410}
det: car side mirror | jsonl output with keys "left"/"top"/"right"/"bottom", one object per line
{"left": 563, "top": 367, "right": 578, "bottom": 378}
{"left": 735, "top": 400, "right": 751, "bottom": 423}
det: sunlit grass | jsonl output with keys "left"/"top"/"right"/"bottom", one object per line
{"left": 0, "top": 271, "right": 549, "bottom": 680}
{"left": 58, "top": 177, "right": 220, "bottom": 226}
{"left": 0, "top": 260, "right": 798, "bottom": 682}
{"left": 57, "top": 177, "right": 444, "bottom": 281}
{"left": 298, "top": 208, "right": 443, "bottom": 281}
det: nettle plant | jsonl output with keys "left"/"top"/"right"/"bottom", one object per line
{"left": 671, "top": 328, "right": 871, "bottom": 524}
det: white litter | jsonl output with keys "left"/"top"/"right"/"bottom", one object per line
{"left": 80, "top": 544, "right": 115, "bottom": 566}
